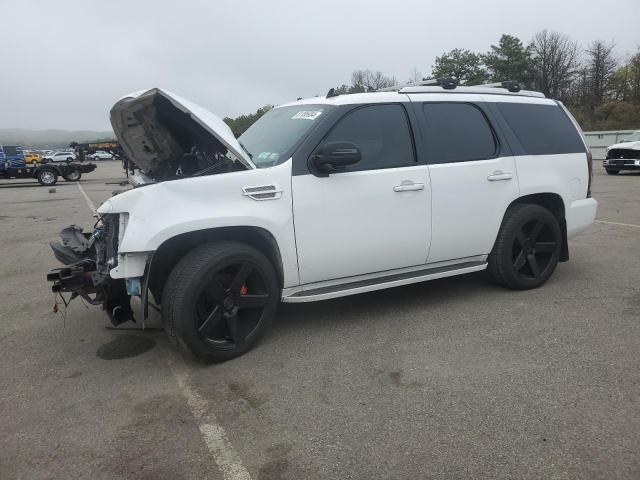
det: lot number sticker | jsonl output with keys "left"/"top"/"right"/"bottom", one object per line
{"left": 292, "top": 110, "right": 323, "bottom": 120}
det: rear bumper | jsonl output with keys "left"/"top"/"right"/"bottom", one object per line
{"left": 566, "top": 197, "right": 598, "bottom": 239}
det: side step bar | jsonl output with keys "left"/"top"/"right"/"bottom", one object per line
{"left": 282, "top": 261, "right": 487, "bottom": 303}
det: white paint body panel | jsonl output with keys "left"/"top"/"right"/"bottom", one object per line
{"left": 292, "top": 165, "right": 431, "bottom": 284}
{"left": 97, "top": 160, "right": 300, "bottom": 287}
{"left": 515, "top": 153, "right": 597, "bottom": 239}
{"left": 425, "top": 156, "right": 520, "bottom": 263}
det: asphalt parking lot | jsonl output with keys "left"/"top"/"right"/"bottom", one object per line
{"left": 1, "top": 161, "right": 639, "bottom": 479}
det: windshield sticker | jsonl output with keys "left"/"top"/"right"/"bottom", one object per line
{"left": 292, "top": 110, "right": 323, "bottom": 120}
{"left": 268, "top": 153, "right": 280, "bottom": 160}
{"left": 257, "top": 152, "right": 271, "bottom": 159}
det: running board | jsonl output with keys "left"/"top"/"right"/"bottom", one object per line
{"left": 282, "top": 261, "right": 487, "bottom": 303}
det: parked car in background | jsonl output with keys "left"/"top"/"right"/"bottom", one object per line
{"left": 43, "top": 151, "right": 76, "bottom": 163}
{"left": 0, "top": 145, "right": 26, "bottom": 168}
{"left": 23, "top": 150, "right": 43, "bottom": 166}
{"left": 91, "top": 150, "right": 115, "bottom": 161}
{"left": 604, "top": 130, "right": 640, "bottom": 174}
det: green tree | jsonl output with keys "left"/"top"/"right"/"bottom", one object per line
{"left": 223, "top": 105, "right": 273, "bottom": 137}
{"left": 484, "top": 34, "right": 534, "bottom": 87}
{"left": 431, "top": 48, "right": 488, "bottom": 85}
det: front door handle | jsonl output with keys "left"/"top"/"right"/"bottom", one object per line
{"left": 393, "top": 182, "right": 424, "bottom": 192}
{"left": 487, "top": 171, "right": 513, "bottom": 181}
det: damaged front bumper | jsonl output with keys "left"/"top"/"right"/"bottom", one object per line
{"left": 47, "top": 216, "right": 150, "bottom": 325}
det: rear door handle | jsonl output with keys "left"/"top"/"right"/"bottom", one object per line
{"left": 393, "top": 182, "right": 424, "bottom": 192}
{"left": 487, "top": 171, "right": 513, "bottom": 181}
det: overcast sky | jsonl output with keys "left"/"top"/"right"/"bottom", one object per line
{"left": 1, "top": 0, "right": 638, "bottom": 131}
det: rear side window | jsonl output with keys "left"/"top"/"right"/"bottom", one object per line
{"left": 422, "top": 103, "right": 497, "bottom": 164}
{"left": 322, "top": 104, "right": 415, "bottom": 172}
{"left": 496, "top": 103, "right": 585, "bottom": 155}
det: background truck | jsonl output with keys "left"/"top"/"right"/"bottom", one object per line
{"left": 1, "top": 144, "right": 96, "bottom": 186}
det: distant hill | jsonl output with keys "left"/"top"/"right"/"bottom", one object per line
{"left": 0, "top": 129, "right": 115, "bottom": 149}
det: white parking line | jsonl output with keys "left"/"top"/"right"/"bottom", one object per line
{"left": 166, "top": 352, "right": 252, "bottom": 480}
{"left": 76, "top": 181, "right": 96, "bottom": 212}
{"left": 596, "top": 220, "right": 640, "bottom": 229}
{"left": 76, "top": 188, "right": 251, "bottom": 479}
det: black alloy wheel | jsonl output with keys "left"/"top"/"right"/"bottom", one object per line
{"left": 488, "top": 204, "right": 562, "bottom": 289}
{"left": 511, "top": 217, "right": 558, "bottom": 282}
{"left": 194, "top": 261, "right": 271, "bottom": 349}
{"left": 163, "top": 242, "right": 279, "bottom": 362}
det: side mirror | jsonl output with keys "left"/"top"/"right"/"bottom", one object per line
{"left": 310, "top": 141, "right": 361, "bottom": 176}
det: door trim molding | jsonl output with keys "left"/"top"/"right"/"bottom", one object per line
{"left": 282, "top": 255, "right": 487, "bottom": 303}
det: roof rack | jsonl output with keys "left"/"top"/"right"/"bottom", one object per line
{"left": 376, "top": 77, "right": 457, "bottom": 92}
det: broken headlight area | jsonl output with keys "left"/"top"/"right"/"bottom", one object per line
{"left": 47, "top": 214, "right": 135, "bottom": 326}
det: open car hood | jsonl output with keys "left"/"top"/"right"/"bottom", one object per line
{"left": 110, "top": 88, "right": 254, "bottom": 179}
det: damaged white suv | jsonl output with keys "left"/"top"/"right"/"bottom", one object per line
{"left": 48, "top": 86, "right": 597, "bottom": 361}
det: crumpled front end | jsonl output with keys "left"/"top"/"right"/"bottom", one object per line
{"left": 47, "top": 214, "right": 139, "bottom": 325}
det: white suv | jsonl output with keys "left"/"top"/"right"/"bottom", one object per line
{"left": 44, "top": 151, "right": 76, "bottom": 163}
{"left": 92, "top": 150, "right": 115, "bottom": 161}
{"left": 48, "top": 86, "right": 597, "bottom": 361}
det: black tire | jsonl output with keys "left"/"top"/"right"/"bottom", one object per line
{"left": 162, "top": 241, "right": 279, "bottom": 362}
{"left": 488, "top": 204, "right": 562, "bottom": 290}
{"left": 37, "top": 168, "right": 58, "bottom": 186}
{"left": 62, "top": 167, "right": 81, "bottom": 181}
{"left": 605, "top": 168, "right": 619, "bottom": 175}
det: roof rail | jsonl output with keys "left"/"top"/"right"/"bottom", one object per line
{"left": 399, "top": 80, "right": 546, "bottom": 98}
{"left": 471, "top": 80, "right": 521, "bottom": 92}
{"left": 376, "top": 77, "right": 458, "bottom": 92}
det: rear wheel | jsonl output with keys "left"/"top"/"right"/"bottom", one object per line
{"left": 488, "top": 204, "right": 562, "bottom": 290}
{"left": 162, "top": 241, "right": 279, "bottom": 362}
{"left": 37, "top": 169, "right": 58, "bottom": 186}
{"left": 62, "top": 167, "right": 81, "bottom": 181}
{"left": 605, "top": 168, "right": 619, "bottom": 175}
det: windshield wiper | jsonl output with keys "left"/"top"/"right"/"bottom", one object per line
{"left": 238, "top": 141, "right": 253, "bottom": 159}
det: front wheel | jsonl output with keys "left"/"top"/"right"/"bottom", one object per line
{"left": 488, "top": 204, "right": 562, "bottom": 290}
{"left": 162, "top": 241, "right": 280, "bottom": 362}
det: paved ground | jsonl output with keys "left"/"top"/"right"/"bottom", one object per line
{"left": 0, "top": 161, "right": 638, "bottom": 479}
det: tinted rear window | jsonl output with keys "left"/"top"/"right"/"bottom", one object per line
{"left": 422, "top": 103, "right": 497, "bottom": 164}
{"left": 496, "top": 103, "right": 585, "bottom": 155}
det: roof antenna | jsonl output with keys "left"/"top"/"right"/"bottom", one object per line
{"left": 326, "top": 88, "right": 338, "bottom": 98}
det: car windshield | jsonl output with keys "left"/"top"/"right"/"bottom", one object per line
{"left": 238, "top": 104, "right": 332, "bottom": 168}
{"left": 624, "top": 131, "right": 640, "bottom": 142}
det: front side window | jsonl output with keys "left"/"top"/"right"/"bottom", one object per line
{"left": 422, "top": 103, "right": 497, "bottom": 164}
{"left": 321, "top": 104, "right": 415, "bottom": 172}
{"left": 238, "top": 104, "right": 332, "bottom": 168}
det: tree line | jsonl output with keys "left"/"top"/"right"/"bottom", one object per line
{"left": 225, "top": 31, "right": 640, "bottom": 136}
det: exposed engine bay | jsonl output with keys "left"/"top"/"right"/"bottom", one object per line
{"left": 110, "top": 89, "right": 248, "bottom": 183}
